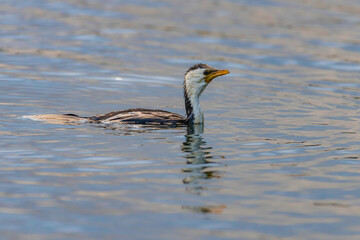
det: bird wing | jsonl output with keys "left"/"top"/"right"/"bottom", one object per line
{"left": 90, "top": 108, "right": 186, "bottom": 125}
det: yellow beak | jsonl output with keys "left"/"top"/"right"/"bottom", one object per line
{"left": 204, "top": 69, "right": 230, "bottom": 83}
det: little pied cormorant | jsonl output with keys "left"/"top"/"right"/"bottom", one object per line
{"left": 27, "top": 64, "right": 229, "bottom": 126}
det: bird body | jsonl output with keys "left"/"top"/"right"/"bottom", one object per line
{"left": 89, "top": 108, "right": 186, "bottom": 125}
{"left": 26, "top": 64, "right": 229, "bottom": 126}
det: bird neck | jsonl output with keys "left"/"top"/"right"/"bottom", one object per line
{"left": 184, "top": 84, "right": 204, "bottom": 124}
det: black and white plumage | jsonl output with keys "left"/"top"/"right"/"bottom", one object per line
{"left": 27, "top": 64, "right": 229, "bottom": 126}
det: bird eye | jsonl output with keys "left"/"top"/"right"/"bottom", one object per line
{"left": 203, "top": 70, "right": 210, "bottom": 75}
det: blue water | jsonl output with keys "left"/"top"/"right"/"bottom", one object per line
{"left": 1, "top": 0, "right": 360, "bottom": 239}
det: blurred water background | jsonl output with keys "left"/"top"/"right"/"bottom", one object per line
{"left": 1, "top": 0, "right": 360, "bottom": 239}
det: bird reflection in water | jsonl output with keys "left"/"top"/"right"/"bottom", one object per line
{"left": 181, "top": 124, "right": 226, "bottom": 214}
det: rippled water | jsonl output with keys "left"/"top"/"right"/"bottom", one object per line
{"left": 1, "top": 0, "right": 360, "bottom": 239}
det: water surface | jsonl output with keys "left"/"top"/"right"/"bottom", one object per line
{"left": 1, "top": 0, "right": 360, "bottom": 239}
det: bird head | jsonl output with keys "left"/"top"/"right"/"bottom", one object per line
{"left": 183, "top": 63, "right": 229, "bottom": 124}
{"left": 184, "top": 63, "right": 229, "bottom": 98}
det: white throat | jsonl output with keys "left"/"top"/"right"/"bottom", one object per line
{"left": 184, "top": 69, "right": 208, "bottom": 124}
{"left": 189, "top": 93, "right": 203, "bottom": 124}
